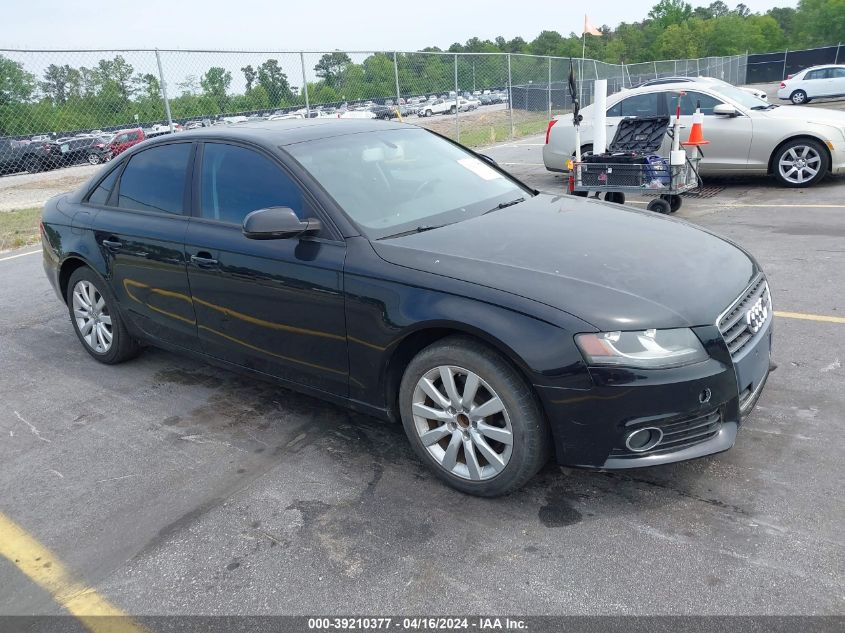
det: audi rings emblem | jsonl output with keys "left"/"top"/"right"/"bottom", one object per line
{"left": 745, "top": 296, "right": 769, "bottom": 334}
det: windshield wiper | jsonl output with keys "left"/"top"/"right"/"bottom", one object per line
{"left": 483, "top": 196, "right": 525, "bottom": 215}
{"left": 377, "top": 224, "right": 446, "bottom": 240}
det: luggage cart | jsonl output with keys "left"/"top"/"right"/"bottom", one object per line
{"left": 570, "top": 155, "right": 701, "bottom": 213}
{"left": 568, "top": 115, "right": 702, "bottom": 213}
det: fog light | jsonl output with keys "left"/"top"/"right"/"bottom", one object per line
{"left": 625, "top": 427, "right": 663, "bottom": 452}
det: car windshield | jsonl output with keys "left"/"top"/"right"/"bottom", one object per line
{"left": 286, "top": 128, "right": 530, "bottom": 239}
{"left": 708, "top": 83, "right": 769, "bottom": 109}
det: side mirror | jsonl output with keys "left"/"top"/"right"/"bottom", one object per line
{"left": 713, "top": 104, "right": 739, "bottom": 117}
{"left": 478, "top": 154, "right": 498, "bottom": 167}
{"left": 242, "top": 207, "right": 321, "bottom": 240}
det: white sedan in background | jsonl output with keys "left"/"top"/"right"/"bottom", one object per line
{"left": 777, "top": 65, "right": 845, "bottom": 104}
{"left": 543, "top": 81, "right": 845, "bottom": 187}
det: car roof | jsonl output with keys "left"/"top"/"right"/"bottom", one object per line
{"left": 170, "top": 118, "right": 412, "bottom": 147}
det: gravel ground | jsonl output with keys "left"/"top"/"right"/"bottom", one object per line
{"left": 0, "top": 163, "right": 100, "bottom": 212}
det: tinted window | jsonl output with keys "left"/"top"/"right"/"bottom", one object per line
{"left": 832, "top": 68, "right": 845, "bottom": 78}
{"left": 117, "top": 143, "right": 191, "bottom": 214}
{"left": 667, "top": 91, "right": 724, "bottom": 115}
{"left": 200, "top": 143, "right": 304, "bottom": 224}
{"left": 87, "top": 167, "right": 120, "bottom": 206}
{"left": 805, "top": 69, "right": 828, "bottom": 80}
{"left": 607, "top": 93, "right": 661, "bottom": 117}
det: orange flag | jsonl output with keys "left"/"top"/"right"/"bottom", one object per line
{"left": 583, "top": 15, "right": 602, "bottom": 36}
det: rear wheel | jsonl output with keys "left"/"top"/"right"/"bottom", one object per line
{"left": 773, "top": 138, "right": 828, "bottom": 187}
{"left": 66, "top": 267, "right": 139, "bottom": 364}
{"left": 660, "top": 194, "right": 682, "bottom": 212}
{"left": 790, "top": 90, "right": 807, "bottom": 105}
{"left": 399, "top": 336, "right": 550, "bottom": 497}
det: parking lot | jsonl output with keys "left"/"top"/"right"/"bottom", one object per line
{"left": 1, "top": 129, "right": 844, "bottom": 625}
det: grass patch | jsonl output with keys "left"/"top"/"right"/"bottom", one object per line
{"left": 458, "top": 118, "right": 549, "bottom": 148}
{"left": 0, "top": 207, "right": 41, "bottom": 252}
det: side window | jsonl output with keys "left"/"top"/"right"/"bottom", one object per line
{"left": 116, "top": 143, "right": 191, "bottom": 215}
{"left": 87, "top": 166, "right": 120, "bottom": 206}
{"left": 607, "top": 93, "right": 660, "bottom": 117}
{"left": 668, "top": 91, "right": 724, "bottom": 116}
{"left": 805, "top": 69, "right": 828, "bottom": 80}
{"left": 114, "top": 133, "right": 128, "bottom": 143}
{"left": 200, "top": 143, "right": 305, "bottom": 225}
{"left": 832, "top": 68, "right": 845, "bottom": 78}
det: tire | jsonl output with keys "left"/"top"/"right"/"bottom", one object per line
{"left": 647, "top": 198, "right": 671, "bottom": 214}
{"left": 604, "top": 192, "right": 625, "bottom": 205}
{"left": 425, "top": 109, "right": 432, "bottom": 117}
{"left": 773, "top": 138, "right": 828, "bottom": 188}
{"left": 87, "top": 152, "right": 101, "bottom": 165}
{"left": 25, "top": 157, "right": 42, "bottom": 173}
{"left": 660, "top": 194, "right": 682, "bottom": 213}
{"left": 66, "top": 267, "right": 139, "bottom": 365}
{"left": 450, "top": 105, "right": 457, "bottom": 114}
{"left": 790, "top": 90, "right": 807, "bottom": 105}
{"left": 399, "top": 336, "right": 550, "bottom": 497}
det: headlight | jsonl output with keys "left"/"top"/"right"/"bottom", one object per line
{"left": 575, "top": 328, "right": 708, "bottom": 369}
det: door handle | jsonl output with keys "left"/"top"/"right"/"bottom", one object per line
{"left": 101, "top": 239, "right": 122, "bottom": 251}
{"left": 190, "top": 253, "right": 219, "bottom": 268}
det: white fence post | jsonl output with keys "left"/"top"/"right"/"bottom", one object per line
{"left": 300, "top": 52, "right": 310, "bottom": 117}
{"left": 154, "top": 49, "right": 174, "bottom": 132}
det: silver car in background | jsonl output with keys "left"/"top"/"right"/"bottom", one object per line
{"left": 543, "top": 81, "right": 845, "bottom": 187}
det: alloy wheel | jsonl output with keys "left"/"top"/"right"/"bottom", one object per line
{"left": 411, "top": 365, "right": 513, "bottom": 481}
{"left": 778, "top": 145, "right": 821, "bottom": 185}
{"left": 72, "top": 280, "right": 113, "bottom": 353}
{"left": 87, "top": 153, "right": 101, "bottom": 165}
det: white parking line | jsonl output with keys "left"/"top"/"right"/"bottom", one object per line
{"left": 0, "top": 249, "right": 41, "bottom": 263}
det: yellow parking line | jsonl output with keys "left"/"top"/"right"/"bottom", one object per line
{"left": 775, "top": 310, "right": 845, "bottom": 324}
{"left": 0, "top": 512, "right": 148, "bottom": 633}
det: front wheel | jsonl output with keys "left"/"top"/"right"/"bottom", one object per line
{"left": 87, "top": 152, "right": 101, "bottom": 165}
{"left": 399, "top": 336, "right": 550, "bottom": 496}
{"left": 66, "top": 267, "right": 139, "bottom": 364}
{"left": 25, "top": 157, "right": 42, "bottom": 173}
{"left": 773, "top": 138, "right": 828, "bottom": 187}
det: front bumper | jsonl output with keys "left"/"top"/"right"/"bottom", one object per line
{"left": 536, "top": 321, "right": 773, "bottom": 469}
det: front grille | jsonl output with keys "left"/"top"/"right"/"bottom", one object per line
{"left": 610, "top": 409, "right": 722, "bottom": 458}
{"left": 717, "top": 276, "right": 771, "bottom": 358}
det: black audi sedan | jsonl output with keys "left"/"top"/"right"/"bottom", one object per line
{"left": 40, "top": 119, "right": 773, "bottom": 496}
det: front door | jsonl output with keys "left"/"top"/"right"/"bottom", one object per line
{"left": 89, "top": 142, "right": 198, "bottom": 350}
{"left": 668, "top": 90, "right": 753, "bottom": 172}
{"left": 185, "top": 141, "right": 348, "bottom": 396}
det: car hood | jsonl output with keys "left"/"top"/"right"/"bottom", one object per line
{"left": 371, "top": 194, "right": 757, "bottom": 332}
{"left": 758, "top": 105, "right": 845, "bottom": 125}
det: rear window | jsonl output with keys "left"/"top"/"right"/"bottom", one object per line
{"left": 87, "top": 167, "right": 120, "bottom": 206}
{"left": 116, "top": 143, "right": 191, "bottom": 215}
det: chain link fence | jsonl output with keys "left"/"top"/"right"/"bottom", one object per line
{"left": 1, "top": 47, "right": 754, "bottom": 181}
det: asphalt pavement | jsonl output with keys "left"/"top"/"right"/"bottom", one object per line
{"left": 0, "top": 137, "right": 843, "bottom": 619}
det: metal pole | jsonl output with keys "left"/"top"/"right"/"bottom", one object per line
{"left": 454, "top": 54, "right": 459, "bottom": 140}
{"left": 154, "top": 49, "right": 174, "bottom": 133}
{"left": 547, "top": 56, "right": 552, "bottom": 121}
{"left": 782, "top": 49, "right": 788, "bottom": 80}
{"left": 393, "top": 51, "right": 401, "bottom": 112}
{"left": 653, "top": 61, "right": 658, "bottom": 79}
{"left": 507, "top": 54, "right": 514, "bottom": 139}
{"left": 300, "top": 52, "right": 310, "bottom": 117}
{"left": 836, "top": 43, "right": 841, "bottom": 65}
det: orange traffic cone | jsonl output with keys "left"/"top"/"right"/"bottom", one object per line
{"left": 682, "top": 105, "right": 709, "bottom": 147}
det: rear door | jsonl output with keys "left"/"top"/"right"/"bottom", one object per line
{"left": 89, "top": 141, "right": 199, "bottom": 349}
{"left": 829, "top": 67, "right": 845, "bottom": 96}
{"left": 184, "top": 141, "right": 348, "bottom": 395}
{"left": 803, "top": 68, "right": 829, "bottom": 98}
{"left": 604, "top": 92, "right": 666, "bottom": 153}
{"left": 667, "top": 90, "right": 752, "bottom": 172}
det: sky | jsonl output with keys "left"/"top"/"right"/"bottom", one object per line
{"left": 3, "top": 0, "right": 797, "bottom": 52}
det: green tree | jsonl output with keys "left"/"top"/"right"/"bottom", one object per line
{"left": 314, "top": 52, "right": 352, "bottom": 88}
{"left": 241, "top": 65, "right": 256, "bottom": 92}
{"left": 648, "top": 0, "right": 694, "bottom": 28}
{"left": 134, "top": 73, "right": 160, "bottom": 101}
{"left": 0, "top": 55, "right": 36, "bottom": 105}
{"left": 41, "top": 64, "right": 76, "bottom": 104}
{"left": 257, "top": 59, "right": 292, "bottom": 107}
{"left": 201, "top": 67, "right": 232, "bottom": 111}
{"left": 796, "top": 0, "right": 845, "bottom": 47}
{"left": 96, "top": 55, "right": 135, "bottom": 101}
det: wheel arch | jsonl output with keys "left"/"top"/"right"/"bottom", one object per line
{"left": 58, "top": 254, "right": 105, "bottom": 304}
{"left": 380, "top": 323, "right": 538, "bottom": 423}
{"left": 767, "top": 135, "right": 831, "bottom": 176}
